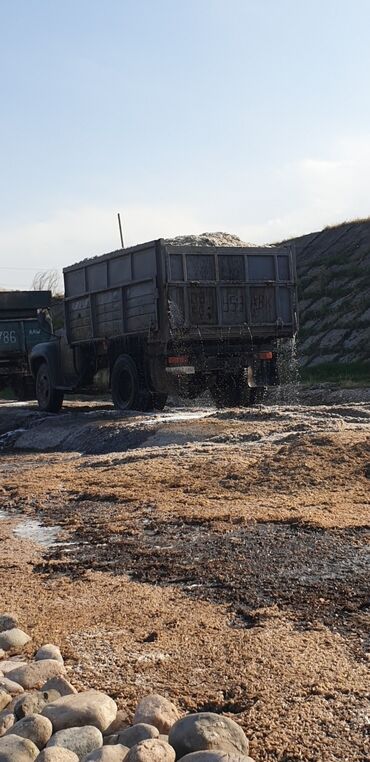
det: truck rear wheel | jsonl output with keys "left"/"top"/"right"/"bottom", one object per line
{"left": 152, "top": 393, "right": 168, "bottom": 411}
{"left": 111, "top": 355, "right": 152, "bottom": 411}
{"left": 36, "top": 362, "right": 64, "bottom": 413}
{"left": 210, "top": 373, "right": 243, "bottom": 408}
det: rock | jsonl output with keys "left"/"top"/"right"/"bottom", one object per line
{"left": 7, "top": 660, "right": 66, "bottom": 690}
{"left": 42, "top": 678, "right": 77, "bottom": 697}
{"left": 42, "top": 691, "right": 117, "bottom": 733}
{"left": 0, "top": 652, "right": 5, "bottom": 661}
{"left": 82, "top": 747, "right": 129, "bottom": 761}
{"left": 0, "top": 677, "right": 24, "bottom": 696}
{"left": 116, "top": 724, "right": 158, "bottom": 748}
{"left": 37, "top": 750, "right": 79, "bottom": 762}
{"left": 0, "top": 713, "right": 15, "bottom": 738}
{"left": 0, "top": 695, "right": 11, "bottom": 714}
{"left": 102, "top": 711, "right": 129, "bottom": 737}
{"left": 125, "top": 739, "right": 175, "bottom": 762}
{"left": 0, "top": 629, "right": 31, "bottom": 652}
{"left": 14, "top": 691, "right": 50, "bottom": 719}
{"left": 168, "top": 714, "right": 249, "bottom": 758}
{"left": 133, "top": 695, "right": 180, "bottom": 734}
{"left": 0, "top": 615, "right": 18, "bottom": 633}
{"left": 0, "top": 733, "right": 39, "bottom": 760}
{"left": 5, "top": 713, "right": 53, "bottom": 749}
{"left": 102, "top": 735, "right": 118, "bottom": 745}
{"left": 47, "top": 725, "right": 103, "bottom": 759}
{"left": 36, "top": 645, "right": 64, "bottom": 665}
{"left": 178, "top": 754, "right": 255, "bottom": 762}
{"left": 0, "top": 660, "right": 27, "bottom": 675}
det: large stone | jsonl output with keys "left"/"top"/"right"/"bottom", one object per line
{"left": 178, "top": 754, "right": 255, "bottom": 762}
{"left": 133, "top": 695, "right": 180, "bottom": 734}
{"left": 0, "top": 615, "right": 18, "bottom": 633}
{"left": 116, "top": 724, "right": 158, "bottom": 748}
{"left": 47, "top": 725, "right": 103, "bottom": 760}
{"left": 168, "top": 714, "right": 249, "bottom": 758}
{"left": 0, "top": 677, "right": 24, "bottom": 696}
{"left": 7, "top": 660, "right": 65, "bottom": 690}
{"left": 5, "top": 713, "right": 53, "bottom": 749}
{"left": 0, "top": 630, "right": 31, "bottom": 652}
{"left": 82, "top": 747, "right": 129, "bottom": 761}
{"left": 0, "top": 661, "right": 27, "bottom": 675}
{"left": 0, "top": 733, "right": 39, "bottom": 761}
{"left": 36, "top": 645, "right": 64, "bottom": 665}
{"left": 42, "top": 677, "right": 77, "bottom": 697}
{"left": 14, "top": 691, "right": 47, "bottom": 720}
{"left": 102, "top": 711, "right": 129, "bottom": 737}
{"left": 125, "top": 739, "right": 175, "bottom": 762}
{"left": 42, "top": 691, "right": 117, "bottom": 733}
{"left": 38, "top": 750, "right": 79, "bottom": 761}
{"left": 0, "top": 695, "right": 11, "bottom": 714}
{"left": 0, "top": 713, "right": 15, "bottom": 738}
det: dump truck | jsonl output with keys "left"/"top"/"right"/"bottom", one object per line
{"left": 0, "top": 290, "right": 53, "bottom": 399}
{"left": 30, "top": 238, "right": 298, "bottom": 412}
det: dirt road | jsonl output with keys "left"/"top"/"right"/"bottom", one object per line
{"left": 0, "top": 396, "right": 369, "bottom": 761}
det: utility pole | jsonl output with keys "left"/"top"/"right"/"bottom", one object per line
{"left": 117, "top": 213, "right": 124, "bottom": 248}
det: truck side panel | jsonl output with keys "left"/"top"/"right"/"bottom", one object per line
{"left": 64, "top": 242, "right": 159, "bottom": 344}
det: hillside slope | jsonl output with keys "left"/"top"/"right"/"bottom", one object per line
{"left": 284, "top": 220, "right": 370, "bottom": 370}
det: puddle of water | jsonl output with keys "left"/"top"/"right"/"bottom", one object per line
{"left": 12, "top": 519, "right": 62, "bottom": 548}
{"left": 143, "top": 410, "right": 214, "bottom": 426}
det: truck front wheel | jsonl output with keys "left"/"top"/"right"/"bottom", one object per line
{"left": 36, "top": 362, "right": 64, "bottom": 413}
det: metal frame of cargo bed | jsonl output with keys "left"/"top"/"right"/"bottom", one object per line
{"left": 62, "top": 239, "right": 297, "bottom": 346}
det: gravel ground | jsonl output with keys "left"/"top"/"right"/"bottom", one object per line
{"left": 0, "top": 395, "right": 369, "bottom": 761}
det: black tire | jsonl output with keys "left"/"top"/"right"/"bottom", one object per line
{"left": 248, "top": 386, "right": 266, "bottom": 405}
{"left": 111, "top": 355, "right": 151, "bottom": 411}
{"left": 152, "top": 393, "right": 168, "bottom": 411}
{"left": 36, "top": 363, "right": 64, "bottom": 413}
{"left": 210, "top": 373, "right": 244, "bottom": 408}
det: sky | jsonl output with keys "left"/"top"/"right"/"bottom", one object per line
{"left": 1, "top": 0, "right": 370, "bottom": 289}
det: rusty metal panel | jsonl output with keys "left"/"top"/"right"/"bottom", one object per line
{"left": 250, "top": 286, "right": 276, "bottom": 323}
{"left": 189, "top": 286, "right": 217, "bottom": 325}
{"left": 220, "top": 287, "right": 246, "bottom": 325}
{"left": 68, "top": 297, "right": 91, "bottom": 342}
{"left": 95, "top": 290, "right": 122, "bottom": 337}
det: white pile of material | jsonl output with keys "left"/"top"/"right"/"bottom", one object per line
{"left": 165, "top": 232, "right": 253, "bottom": 247}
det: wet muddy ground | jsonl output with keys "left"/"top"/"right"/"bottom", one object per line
{"left": 0, "top": 394, "right": 369, "bottom": 761}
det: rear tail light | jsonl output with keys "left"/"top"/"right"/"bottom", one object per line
{"left": 258, "top": 351, "right": 273, "bottom": 360}
{"left": 167, "top": 355, "right": 189, "bottom": 366}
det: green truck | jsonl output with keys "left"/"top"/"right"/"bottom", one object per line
{"left": 0, "top": 291, "right": 53, "bottom": 399}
